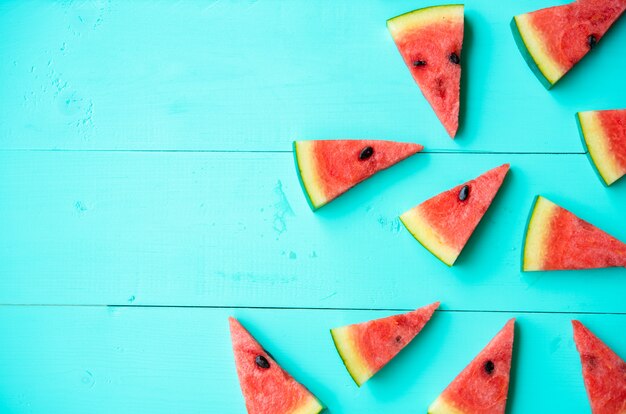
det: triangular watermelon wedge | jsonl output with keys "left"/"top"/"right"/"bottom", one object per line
{"left": 388, "top": 5, "right": 464, "bottom": 138}
{"left": 572, "top": 320, "right": 626, "bottom": 414}
{"left": 400, "top": 164, "right": 510, "bottom": 266}
{"left": 293, "top": 139, "right": 423, "bottom": 210}
{"left": 512, "top": 0, "right": 626, "bottom": 89}
{"left": 523, "top": 196, "right": 626, "bottom": 271}
{"left": 330, "top": 301, "right": 439, "bottom": 386}
{"left": 577, "top": 109, "right": 626, "bottom": 186}
{"left": 428, "top": 319, "right": 516, "bottom": 414}
{"left": 229, "top": 317, "right": 324, "bottom": 414}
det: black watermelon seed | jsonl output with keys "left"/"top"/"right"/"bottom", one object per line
{"left": 458, "top": 185, "right": 470, "bottom": 201}
{"left": 587, "top": 35, "right": 597, "bottom": 49}
{"left": 255, "top": 355, "right": 270, "bottom": 369}
{"left": 359, "top": 146, "right": 374, "bottom": 160}
{"left": 395, "top": 335, "right": 402, "bottom": 343}
{"left": 484, "top": 360, "right": 495, "bottom": 374}
{"left": 449, "top": 52, "right": 460, "bottom": 64}
{"left": 413, "top": 60, "right": 427, "bottom": 67}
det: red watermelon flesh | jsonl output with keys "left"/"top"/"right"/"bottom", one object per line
{"left": 578, "top": 109, "right": 626, "bottom": 185}
{"left": 229, "top": 317, "right": 324, "bottom": 414}
{"left": 529, "top": 0, "right": 625, "bottom": 69}
{"left": 512, "top": 0, "right": 626, "bottom": 87}
{"left": 293, "top": 140, "right": 423, "bottom": 210}
{"left": 597, "top": 110, "right": 626, "bottom": 172}
{"left": 523, "top": 197, "right": 626, "bottom": 271}
{"left": 544, "top": 203, "right": 626, "bottom": 270}
{"left": 428, "top": 319, "right": 515, "bottom": 414}
{"left": 388, "top": 5, "right": 464, "bottom": 138}
{"left": 400, "top": 164, "right": 510, "bottom": 266}
{"left": 572, "top": 320, "right": 626, "bottom": 414}
{"left": 330, "top": 302, "right": 439, "bottom": 386}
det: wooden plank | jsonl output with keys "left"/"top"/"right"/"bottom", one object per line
{"left": 1, "top": 0, "right": 625, "bottom": 152}
{"left": 1, "top": 151, "right": 624, "bottom": 312}
{"left": 0, "top": 305, "right": 623, "bottom": 413}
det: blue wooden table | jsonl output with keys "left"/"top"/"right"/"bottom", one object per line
{"left": 1, "top": 0, "right": 625, "bottom": 412}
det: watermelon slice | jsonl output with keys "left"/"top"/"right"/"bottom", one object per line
{"left": 228, "top": 317, "right": 324, "bottom": 414}
{"left": 428, "top": 319, "right": 516, "bottom": 414}
{"left": 523, "top": 196, "right": 626, "bottom": 271}
{"left": 330, "top": 302, "right": 439, "bottom": 386}
{"left": 511, "top": 0, "right": 626, "bottom": 88}
{"left": 293, "top": 139, "right": 423, "bottom": 210}
{"left": 400, "top": 164, "right": 510, "bottom": 266}
{"left": 577, "top": 109, "right": 626, "bottom": 186}
{"left": 388, "top": 5, "right": 464, "bottom": 138}
{"left": 572, "top": 320, "right": 626, "bottom": 414}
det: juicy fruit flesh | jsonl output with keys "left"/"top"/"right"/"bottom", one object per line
{"left": 513, "top": 0, "right": 626, "bottom": 86}
{"left": 572, "top": 321, "right": 626, "bottom": 414}
{"left": 331, "top": 302, "right": 439, "bottom": 386}
{"left": 229, "top": 318, "right": 323, "bottom": 414}
{"left": 388, "top": 5, "right": 464, "bottom": 137}
{"left": 400, "top": 164, "right": 510, "bottom": 266}
{"left": 579, "top": 109, "right": 626, "bottom": 185}
{"left": 429, "top": 319, "right": 515, "bottom": 414}
{"left": 294, "top": 140, "right": 423, "bottom": 209}
{"left": 523, "top": 196, "right": 626, "bottom": 271}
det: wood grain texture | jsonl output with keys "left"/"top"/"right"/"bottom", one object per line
{"left": 0, "top": 306, "right": 623, "bottom": 413}
{"left": 1, "top": 151, "right": 624, "bottom": 312}
{"left": 1, "top": 1, "right": 625, "bottom": 412}
{"left": 0, "top": 0, "right": 624, "bottom": 152}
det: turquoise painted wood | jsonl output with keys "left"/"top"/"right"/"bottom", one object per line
{"left": 1, "top": 0, "right": 625, "bottom": 413}
{"left": 1, "top": 0, "right": 625, "bottom": 152}
{"left": 1, "top": 152, "right": 625, "bottom": 312}
{"left": 0, "top": 306, "right": 625, "bottom": 413}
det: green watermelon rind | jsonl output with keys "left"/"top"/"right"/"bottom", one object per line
{"left": 399, "top": 215, "right": 455, "bottom": 267}
{"left": 520, "top": 195, "right": 542, "bottom": 272}
{"left": 510, "top": 17, "right": 554, "bottom": 90}
{"left": 386, "top": 4, "right": 463, "bottom": 25}
{"left": 292, "top": 141, "right": 320, "bottom": 211}
{"left": 329, "top": 328, "right": 368, "bottom": 387}
{"left": 576, "top": 113, "right": 611, "bottom": 187}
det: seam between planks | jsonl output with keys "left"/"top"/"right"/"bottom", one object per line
{"left": 0, "top": 303, "right": 623, "bottom": 315}
{"left": 0, "top": 149, "right": 587, "bottom": 155}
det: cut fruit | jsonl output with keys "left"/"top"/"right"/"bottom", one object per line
{"left": 330, "top": 302, "right": 439, "bottom": 386}
{"left": 229, "top": 317, "right": 324, "bottom": 414}
{"left": 577, "top": 109, "right": 626, "bottom": 186}
{"left": 388, "top": 5, "right": 464, "bottom": 137}
{"left": 523, "top": 196, "right": 626, "bottom": 271}
{"left": 428, "top": 319, "right": 516, "bottom": 414}
{"left": 572, "top": 321, "right": 626, "bottom": 414}
{"left": 511, "top": 0, "right": 626, "bottom": 88}
{"left": 293, "top": 139, "right": 423, "bottom": 210}
{"left": 400, "top": 164, "right": 510, "bottom": 266}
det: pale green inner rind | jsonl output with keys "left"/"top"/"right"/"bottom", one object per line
{"left": 387, "top": 4, "right": 464, "bottom": 37}
{"left": 577, "top": 111, "right": 621, "bottom": 186}
{"left": 400, "top": 208, "right": 458, "bottom": 267}
{"left": 293, "top": 141, "right": 327, "bottom": 210}
{"left": 522, "top": 196, "right": 557, "bottom": 271}
{"left": 427, "top": 396, "right": 465, "bottom": 414}
{"left": 510, "top": 14, "right": 563, "bottom": 89}
{"left": 330, "top": 327, "right": 373, "bottom": 387}
{"left": 291, "top": 395, "right": 325, "bottom": 414}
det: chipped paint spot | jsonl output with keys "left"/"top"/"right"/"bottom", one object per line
{"left": 81, "top": 371, "right": 95, "bottom": 388}
{"left": 378, "top": 215, "right": 402, "bottom": 233}
{"left": 74, "top": 201, "right": 87, "bottom": 212}
{"left": 272, "top": 180, "right": 294, "bottom": 236}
